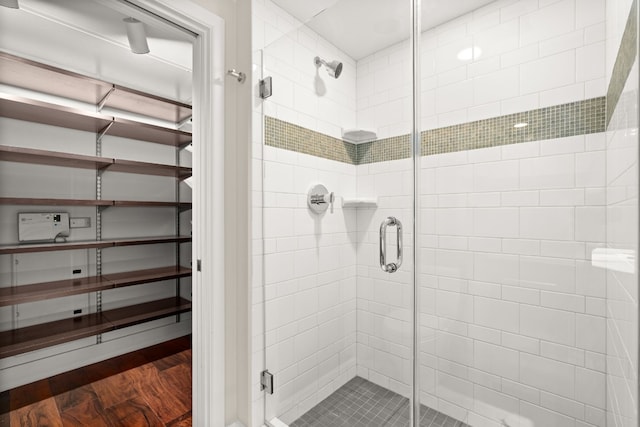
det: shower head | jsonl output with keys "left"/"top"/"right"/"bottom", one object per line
{"left": 314, "top": 56, "right": 343, "bottom": 79}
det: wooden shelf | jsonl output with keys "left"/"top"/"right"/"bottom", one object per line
{"left": 0, "top": 197, "right": 192, "bottom": 209}
{"left": 0, "top": 197, "right": 112, "bottom": 206}
{"left": 0, "top": 312, "right": 109, "bottom": 359}
{"left": 101, "top": 266, "right": 191, "bottom": 288}
{"left": 110, "top": 117, "right": 191, "bottom": 146}
{"left": 0, "top": 236, "right": 191, "bottom": 255}
{"left": 109, "top": 159, "right": 192, "bottom": 178}
{"left": 108, "top": 85, "right": 192, "bottom": 123}
{"left": 113, "top": 200, "right": 192, "bottom": 210}
{"left": 0, "top": 266, "right": 191, "bottom": 307}
{"left": 0, "top": 297, "right": 191, "bottom": 358}
{"left": 0, "top": 94, "right": 191, "bottom": 147}
{"left": 103, "top": 297, "right": 192, "bottom": 329}
{"left": 0, "top": 93, "right": 113, "bottom": 133}
{"left": 0, "top": 52, "right": 192, "bottom": 124}
{"left": 0, "top": 145, "right": 112, "bottom": 170}
{"left": 0, "top": 145, "right": 192, "bottom": 178}
{"left": 0, "top": 276, "right": 113, "bottom": 307}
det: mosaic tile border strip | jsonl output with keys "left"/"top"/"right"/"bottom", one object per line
{"left": 606, "top": 0, "right": 637, "bottom": 126}
{"left": 265, "top": 117, "right": 357, "bottom": 164}
{"left": 265, "top": 97, "right": 606, "bottom": 165}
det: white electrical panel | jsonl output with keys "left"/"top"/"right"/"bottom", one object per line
{"left": 18, "top": 213, "right": 70, "bottom": 242}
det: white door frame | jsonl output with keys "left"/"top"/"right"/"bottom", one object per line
{"left": 108, "top": 1, "right": 227, "bottom": 425}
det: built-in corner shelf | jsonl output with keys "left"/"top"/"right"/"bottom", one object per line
{"left": 342, "top": 197, "right": 378, "bottom": 208}
{"left": 0, "top": 146, "right": 192, "bottom": 179}
{"left": 0, "top": 235, "right": 191, "bottom": 255}
{"left": 0, "top": 297, "right": 192, "bottom": 358}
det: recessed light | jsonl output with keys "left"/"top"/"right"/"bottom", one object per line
{"left": 514, "top": 122, "right": 528, "bottom": 128}
{"left": 457, "top": 46, "right": 482, "bottom": 61}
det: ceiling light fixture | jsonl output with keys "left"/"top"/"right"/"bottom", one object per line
{"left": 457, "top": 46, "right": 482, "bottom": 61}
{"left": 514, "top": 122, "right": 528, "bottom": 128}
{"left": 123, "top": 17, "right": 150, "bottom": 54}
{"left": 0, "top": 0, "right": 19, "bottom": 9}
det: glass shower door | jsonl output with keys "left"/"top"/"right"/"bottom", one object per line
{"left": 254, "top": 0, "right": 418, "bottom": 425}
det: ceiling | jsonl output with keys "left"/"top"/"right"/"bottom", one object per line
{"left": 271, "top": 0, "right": 498, "bottom": 59}
{"left": 0, "top": 0, "right": 194, "bottom": 102}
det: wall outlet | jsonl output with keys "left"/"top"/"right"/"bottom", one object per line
{"left": 70, "top": 217, "right": 91, "bottom": 228}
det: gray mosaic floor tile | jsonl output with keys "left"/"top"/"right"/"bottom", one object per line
{"left": 289, "top": 377, "right": 470, "bottom": 427}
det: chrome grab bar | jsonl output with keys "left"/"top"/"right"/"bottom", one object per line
{"left": 379, "top": 216, "right": 403, "bottom": 273}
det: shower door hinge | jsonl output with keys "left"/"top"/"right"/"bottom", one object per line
{"left": 259, "top": 76, "right": 272, "bottom": 99}
{"left": 260, "top": 369, "right": 274, "bottom": 394}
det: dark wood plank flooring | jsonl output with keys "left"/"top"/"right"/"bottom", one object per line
{"left": 0, "top": 335, "right": 191, "bottom": 427}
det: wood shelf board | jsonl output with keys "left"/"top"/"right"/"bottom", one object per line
{"left": 104, "top": 297, "right": 191, "bottom": 329}
{"left": 0, "top": 297, "right": 191, "bottom": 358}
{"left": 0, "top": 94, "right": 191, "bottom": 148}
{"left": 0, "top": 313, "right": 110, "bottom": 359}
{"left": 0, "top": 94, "right": 113, "bottom": 133}
{"left": 0, "top": 266, "right": 191, "bottom": 307}
{"left": 112, "top": 200, "right": 192, "bottom": 208}
{"left": 109, "top": 159, "right": 192, "bottom": 178}
{"left": 0, "top": 145, "right": 112, "bottom": 170}
{"left": 102, "top": 266, "right": 191, "bottom": 288}
{"left": 0, "top": 240, "right": 113, "bottom": 255}
{"left": 0, "top": 197, "right": 112, "bottom": 206}
{"left": 108, "top": 86, "right": 192, "bottom": 123}
{"left": 111, "top": 236, "right": 192, "bottom": 247}
{"left": 0, "top": 236, "right": 191, "bottom": 255}
{"left": 0, "top": 276, "right": 113, "bottom": 307}
{"left": 0, "top": 198, "right": 191, "bottom": 208}
{"left": 0, "top": 52, "right": 192, "bottom": 124}
{"left": 109, "top": 118, "right": 191, "bottom": 146}
{"left": 0, "top": 52, "right": 111, "bottom": 105}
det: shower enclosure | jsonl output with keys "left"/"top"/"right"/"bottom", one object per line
{"left": 252, "top": 0, "right": 639, "bottom": 426}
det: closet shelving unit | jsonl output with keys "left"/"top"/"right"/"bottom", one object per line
{"left": 0, "top": 52, "right": 193, "bottom": 358}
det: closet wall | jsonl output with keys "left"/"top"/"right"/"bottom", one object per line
{"left": 0, "top": 4, "right": 193, "bottom": 390}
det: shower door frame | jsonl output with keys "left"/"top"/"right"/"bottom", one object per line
{"left": 258, "top": 0, "right": 424, "bottom": 425}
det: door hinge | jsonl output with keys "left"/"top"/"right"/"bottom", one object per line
{"left": 259, "top": 76, "right": 272, "bottom": 99}
{"left": 196, "top": 259, "right": 201, "bottom": 272}
{"left": 260, "top": 369, "right": 274, "bottom": 394}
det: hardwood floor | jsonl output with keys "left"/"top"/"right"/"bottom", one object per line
{"left": 0, "top": 336, "right": 191, "bottom": 427}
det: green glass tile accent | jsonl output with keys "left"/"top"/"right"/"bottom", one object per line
{"left": 264, "top": 116, "right": 357, "bottom": 164}
{"left": 606, "top": 0, "right": 637, "bottom": 126}
{"left": 265, "top": 97, "right": 606, "bottom": 166}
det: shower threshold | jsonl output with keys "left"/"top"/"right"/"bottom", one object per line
{"left": 290, "top": 377, "right": 469, "bottom": 427}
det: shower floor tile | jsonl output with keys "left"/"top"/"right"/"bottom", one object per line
{"left": 290, "top": 377, "right": 469, "bottom": 427}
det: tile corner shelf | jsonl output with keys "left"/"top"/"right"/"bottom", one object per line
{"left": 0, "top": 53, "right": 193, "bottom": 359}
{"left": 342, "top": 197, "right": 378, "bottom": 208}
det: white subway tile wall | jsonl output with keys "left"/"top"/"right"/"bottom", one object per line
{"left": 251, "top": 0, "right": 616, "bottom": 427}
{"left": 605, "top": 0, "right": 638, "bottom": 425}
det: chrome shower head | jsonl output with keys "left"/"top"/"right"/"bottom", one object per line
{"left": 314, "top": 56, "right": 343, "bottom": 79}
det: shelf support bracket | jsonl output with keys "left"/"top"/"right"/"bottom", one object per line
{"left": 97, "top": 121, "right": 114, "bottom": 143}
{"left": 177, "top": 115, "right": 192, "bottom": 130}
{"left": 97, "top": 85, "right": 116, "bottom": 112}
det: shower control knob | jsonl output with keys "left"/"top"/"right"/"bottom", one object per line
{"left": 307, "top": 184, "right": 334, "bottom": 214}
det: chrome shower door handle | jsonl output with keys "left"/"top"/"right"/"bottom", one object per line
{"left": 379, "top": 216, "right": 403, "bottom": 273}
